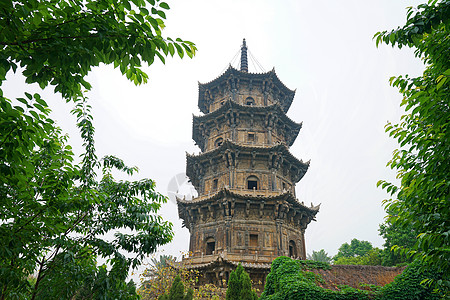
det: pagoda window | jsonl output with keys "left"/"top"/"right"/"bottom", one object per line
{"left": 215, "top": 137, "right": 223, "bottom": 147}
{"left": 289, "top": 240, "right": 297, "bottom": 258}
{"left": 247, "top": 175, "right": 259, "bottom": 190}
{"left": 248, "top": 133, "right": 255, "bottom": 142}
{"left": 282, "top": 182, "right": 286, "bottom": 190}
{"left": 249, "top": 234, "right": 258, "bottom": 247}
{"left": 245, "top": 97, "right": 255, "bottom": 106}
{"left": 212, "top": 179, "right": 218, "bottom": 191}
{"left": 205, "top": 237, "right": 215, "bottom": 255}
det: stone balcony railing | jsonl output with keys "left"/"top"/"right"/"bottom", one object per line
{"left": 182, "top": 251, "right": 277, "bottom": 266}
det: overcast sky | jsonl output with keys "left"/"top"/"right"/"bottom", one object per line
{"left": 4, "top": 0, "right": 426, "bottom": 279}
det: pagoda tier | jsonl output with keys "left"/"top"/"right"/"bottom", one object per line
{"left": 185, "top": 140, "right": 309, "bottom": 196}
{"left": 177, "top": 188, "right": 319, "bottom": 267}
{"left": 198, "top": 66, "right": 295, "bottom": 114}
{"left": 192, "top": 99, "right": 302, "bottom": 152}
{"left": 177, "top": 188, "right": 319, "bottom": 232}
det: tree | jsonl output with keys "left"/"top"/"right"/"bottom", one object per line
{"left": 332, "top": 239, "right": 382, "bottom": 266}
{"left": 168, "top": 276, "right": 185, "bottom": 300}
{"left": 0, "top": 0, "right": 196, "bottom": 298}
{"left": 307, "top": 249, "right": 332, "bottom": 263}
{"left": 148, "top": 255, "right": 177, "bottom": 278}
{"left": 334, "top": 248, "right": 382, "bottom": 266}
{"left": 374, "top": 0, "right": 449, "bottom": 293}
{"left": 333, "top": 239, "right": 373, "bottom": 261}
{"left": 379, "top": 207, "right": 416, "bottom": 266}
{"left": 225, "top": 265, "right": 242, "bottom": 300}
{"left": 226, "top": 264, "right": 258, "bottom": 300}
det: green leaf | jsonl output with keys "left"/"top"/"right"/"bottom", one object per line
{"left": 156, "top": 10, "right": 166, "bottom": 19}
{"left": 160, "top": 2, "right": 170, "bottom": 9}
{"left": 168, "top": 43, "right": 175, "bottom": 56}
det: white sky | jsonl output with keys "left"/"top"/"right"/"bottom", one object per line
{"left": 4, "top": 0, "right": 426, "bottom": 281}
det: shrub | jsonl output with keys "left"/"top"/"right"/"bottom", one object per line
{"left": 381, "top": 260, "right": 443, "bottom": 300}
{"left": 158, "top": 276, "right": 193, "bottom": 300}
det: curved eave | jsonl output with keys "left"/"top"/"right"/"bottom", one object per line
{"left": 177, "top": 187, "right": 320, "bottom": 214}
{"left": 187, "top": 139, "right": 309, "bottom": 170}
{"left": 192, "top": 100, "right": 302, "bottom": 149}
{"left": 181, "top": 257, "right": 272, "bottom": 270}
{"left": 198, "top": 66, "right": 296, "bottom": 114}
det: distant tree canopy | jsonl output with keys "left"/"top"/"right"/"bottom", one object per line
{"left": 333, "top": 239, "right": 382, "bottom": 266}
{"left": 374, "top": 0, "right": 449, "bottom": 293}
{"left": 0, "top": 0, "right": 196, "bottom": 299}
{"left": 333, "top": 239, "right": 373, "bottom": 260}
{"left": 307, "top": 249, "right": 333, "bottom": 264}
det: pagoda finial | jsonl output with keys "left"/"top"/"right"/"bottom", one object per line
{"left": 240, "top": 38, "right": 248, "bottom": 73}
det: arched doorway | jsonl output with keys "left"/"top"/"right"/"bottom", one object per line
{"left": 289, "top": 240, "right": 297, "bottom": 258}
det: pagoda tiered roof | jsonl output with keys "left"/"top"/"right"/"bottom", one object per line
{"left": 198, "top": 66, "right": 296, "bottom": 114}
{"left": 177, "top": 187, "right": 320, "bottom": 232}
{"left": 192, "top": 99, "right": 302, "bottom": 151}
{"left": 177, "top": 187, "right": 320, "bottom": 213}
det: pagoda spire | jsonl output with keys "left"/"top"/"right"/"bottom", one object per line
{"left": 240, "top": 38, "right": 248, "bottom": 73}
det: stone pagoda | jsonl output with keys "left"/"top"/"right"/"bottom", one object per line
{"left": 177, "top": 39, "right": 319, "bottom": 286}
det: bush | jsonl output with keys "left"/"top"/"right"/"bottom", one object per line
{"left": 381, "top": 260, "right": 443, "bottom": 300}
{"left": 158, "top": 276, "right": 193, "bottom": 300}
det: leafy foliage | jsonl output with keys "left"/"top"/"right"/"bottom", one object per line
{"left": 297, "top": 260, "right": 331, "bottom": 270}
{"left": 0, "top": 0, "right": 196, "bottom": 298}
{"left": 334, "top": 248, "right": 383, "bottom": 266}
{"left": 374, "top": 0, "right": 450, "bottom": 293}
{"left": 225, "top": 264, "right": 258, "bottom": 300}
{"left": 148, "top": 255, "right": 178, "bottom": 278}
{"left": 307, "top": 249, "right": 333, "bottom": 264}
{"left": 0, "top": 0, "right": 196, "bottom": 101}
{"left": 381, "top": 260, "right": 442, "bottom": 300}
{"left": 378, "top": 207, "right": 416, "bottom": 266}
